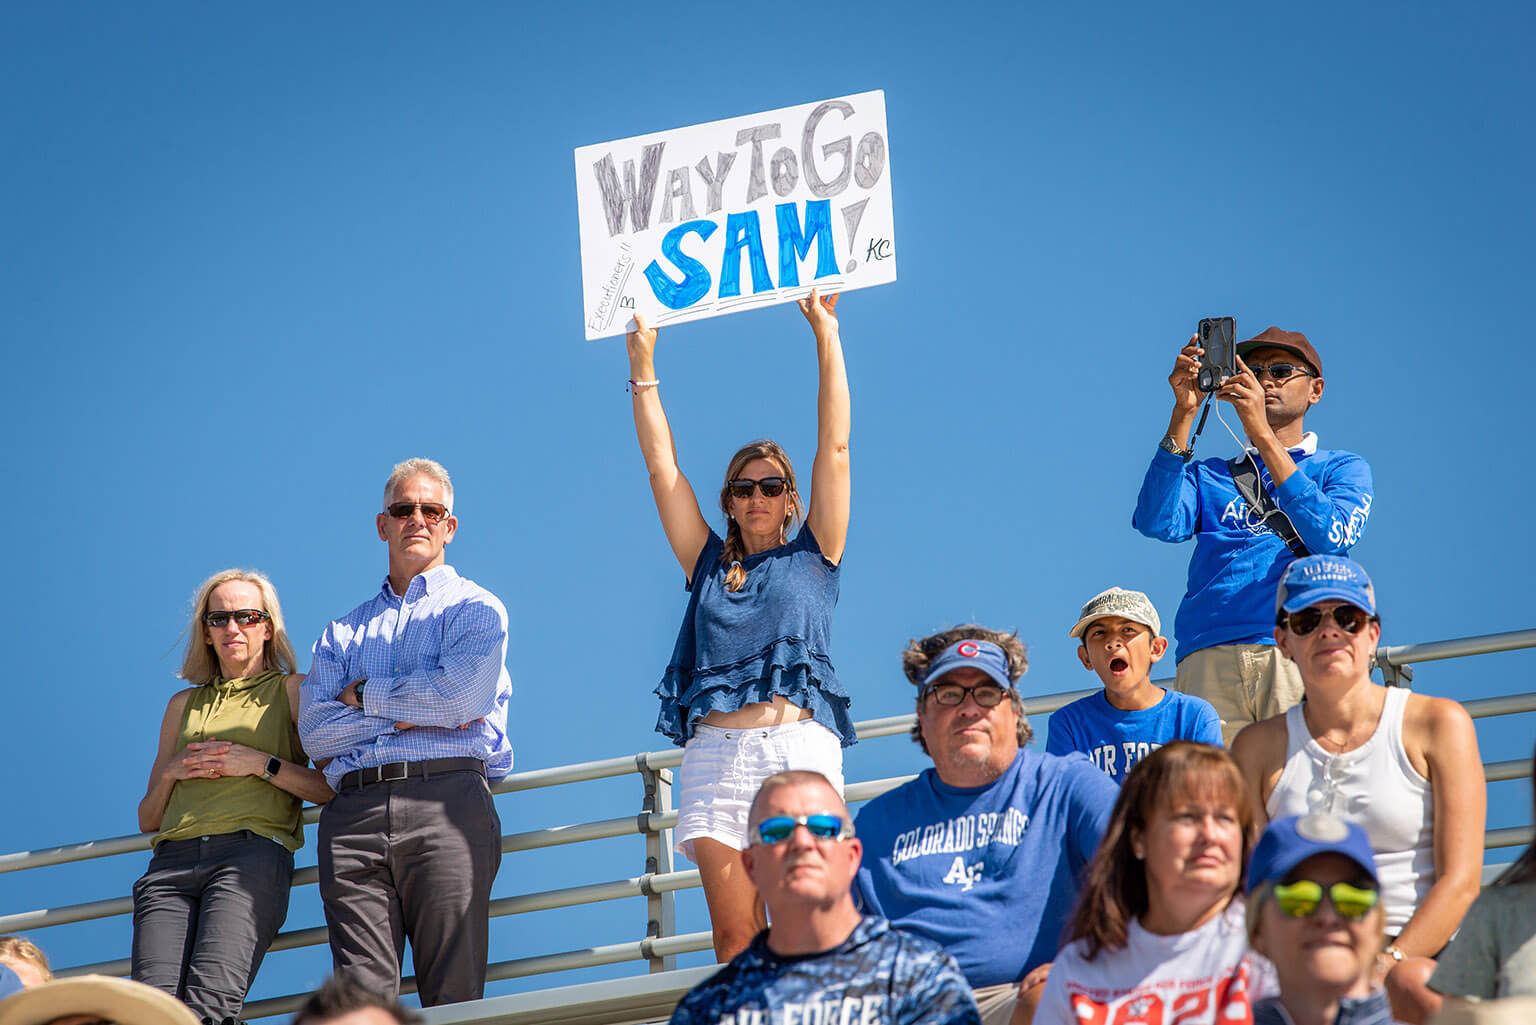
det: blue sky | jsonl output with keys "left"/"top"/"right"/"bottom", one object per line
{"left": 3, "top": 0, "right": 1533, "bottom": 1012}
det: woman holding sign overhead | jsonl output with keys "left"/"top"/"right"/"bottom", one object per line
{"left": 626, "top": 288, "right": 853, "bottom": 963}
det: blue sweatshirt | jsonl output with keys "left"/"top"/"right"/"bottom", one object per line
{"left": 1133, "top": 434, "right": 1373, "bottom": 662}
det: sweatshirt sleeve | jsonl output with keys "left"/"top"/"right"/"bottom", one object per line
{"left": 1133, "top": 447, "right": 1199, "bottom": 542}
{"left": 1271, "top": 451, "right": 1373, "bottom": 554}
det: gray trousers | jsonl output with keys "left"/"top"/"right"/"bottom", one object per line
{"left": 318, "top": 769, "right": 502, "bottom": 1006}
{"left": 131, "top": 830, "right": 294, "bottom": 1022}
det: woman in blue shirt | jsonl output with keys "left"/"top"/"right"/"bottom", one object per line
{"left": 625, "top": 289, "right": 852, "bottom": 963}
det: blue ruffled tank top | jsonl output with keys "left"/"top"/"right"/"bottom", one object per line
{"left": 655, "top": 523, "right": 855, "bottom": 748}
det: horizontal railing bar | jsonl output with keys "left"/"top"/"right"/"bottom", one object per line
{"left": 7, "top": 623, "right": 1531, "bottom": 877}
{"left": 846, "top": 775, "right": 918, "bottom": 803}
{"left": 1487, "top": 826, "right": 1534, "bottom": 849}
{"left": 241, "top": 932, "right": 718, "bottom": 1021}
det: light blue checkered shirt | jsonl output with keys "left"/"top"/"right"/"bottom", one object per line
{"left": 299, "top": 564, "right": 513, "bottom": 788}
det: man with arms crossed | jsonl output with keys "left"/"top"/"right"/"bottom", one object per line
{"left": 853, "top": 628, "right": 1118, "bottom": 1025}
{"left": 671, "top": 770, "right": 978, "bottom": 1025}
{"left": 300, "top": 459, "right": 512, "bottom": 1005}
{"left": 1134, "top": 326, "right": 1373, "bottom": 742}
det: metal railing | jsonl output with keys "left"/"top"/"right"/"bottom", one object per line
{"left": 1, "top": 627, "right": 1532, "bottom": 1023}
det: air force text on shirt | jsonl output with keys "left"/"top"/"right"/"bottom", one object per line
{"left": 706, "top": 994, "right": 889, "bottom": 1025}
{"left": 889, "top": 808, "right": 1029, "bottom": 866}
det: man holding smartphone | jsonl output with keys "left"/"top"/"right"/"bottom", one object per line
{"left": 1133, "top": 326, "right": 1373, "bottom": 743}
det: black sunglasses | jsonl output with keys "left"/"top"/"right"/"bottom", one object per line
{"left": 1277, "top": 605, "right": 1375, "bottom": 636}
{"left": 925, "top": 682, "right": 1009, "bottom": 708}
{"left": 204, "top": 609, "right": 270, "bottom": 628}
{"left": 727, "top": 476, "right": 789, "bottom": 499}
{"left": 1249, "top": 362, "right": 1314, "bottom": 383}
{"left": 386, "top": 501, "right": 450, "bottom": 523}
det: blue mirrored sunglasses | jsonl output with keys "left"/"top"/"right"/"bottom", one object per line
{"left": 754, "top": 813, "right": 854, "bottom": 845}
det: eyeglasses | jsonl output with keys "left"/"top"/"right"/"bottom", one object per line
{"left": 727, "top": 476, "right": 790, "bottom": 499}
{"left": 1277, "top": 605, "right": 1375, "bottom": 636}
{"left": 203, "top": 609, "right": 270, "bottom": 628}
{"left": 386, "top": 501, "right": 450, "bottom": 523}
{"left": 755, "top": 813, "right": 854, "bottom": 845}
{"left": 925, "top": 682, "right": 1009, "bottom": 708}
{"left": 1270, "top": 879, "right": 1380, "bottom": 921}
{"left": 1249, "top": 363, "right": 1314, "bottom": 383}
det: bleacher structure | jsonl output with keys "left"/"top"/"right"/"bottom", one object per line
{"left": 2, "top": 627, "right": 1532, "bottom": 1025}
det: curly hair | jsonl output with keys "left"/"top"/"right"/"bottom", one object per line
{"left": 904, "top": 625, "right": 1032, "bottom": 752}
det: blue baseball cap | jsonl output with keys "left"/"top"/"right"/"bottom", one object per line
{"left": 921, "top": 639, "right": 1014, "bottom": 691}
{"left": 1275, "top": 555, "right": 1376, "bottom": 616}
{"left": 1247, "top": 813, "right": 1379, "bottom": 893}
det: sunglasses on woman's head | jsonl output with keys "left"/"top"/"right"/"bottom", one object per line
{"left": 727, "top": 476, "right": 789, "bottom": 499}
{"left": 386, "top": 501, "right": 450, "bottom": 523}
{"left": 754, "top": 813, "right": 854, "bottom": 845}
{"left": 1277, "top": 605, "right": 1374, "bottom": 636}
{"left": 1270, "top": 879, "right": 1379, "bottom": 921}
{"left": 203, "top": 609, "right": 270, "bottom": 628}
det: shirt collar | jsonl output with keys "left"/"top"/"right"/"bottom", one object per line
{"left": 1246, "top": 431, "right": 1318, "bottom": 457}
{"left": 379, "top": 563, "right": 458, "bottom": 601}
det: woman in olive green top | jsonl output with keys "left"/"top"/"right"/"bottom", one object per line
{"left": 134, "top": 569, "right": 333, "bottom": 1025}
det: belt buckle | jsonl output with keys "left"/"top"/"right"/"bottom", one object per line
{"left": 380, "top": 761, "right": 411, "bottom": 783}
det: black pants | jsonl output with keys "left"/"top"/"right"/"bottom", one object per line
{"left": 131, "top": 830, "right": 294, "bottom": 1022}
{"left": 318, "top": 769, "right": 502, "bottom": 1006}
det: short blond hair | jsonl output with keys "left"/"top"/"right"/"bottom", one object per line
{"left": 179, "top": 569, "right": 298, "bottom": 685}
{"left": 383, "top": 458, "right": 454, "bottom": 512}
{"left": 0, "top": 935, "right": 52, "bottom": 983}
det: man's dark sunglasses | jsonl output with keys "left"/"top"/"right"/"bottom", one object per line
{"left": 1249, "top": 362, "right": 1314, "bottom": 383}
{"left": 727, "top": 476, "right": 789, "bottom": 499}
{"left": 925, "top": 682, "right": 1009, "bottom": 708}
{"left": 387, "top": 501, "right": 450, "bottom": 523}
{"left": 203, "top": 609, "right": 270, "bottom": 628}
{"left": 1277, "top": 605, "right": 1375, "bottom": 636}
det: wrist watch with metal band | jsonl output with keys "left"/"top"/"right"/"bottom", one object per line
{"left": 261, "top": 756, "right": 281, "bottom": 781}
{"left": 1159, "top": 434, "right": 1189, "bottom": 459}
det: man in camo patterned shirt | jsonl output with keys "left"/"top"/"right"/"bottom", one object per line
{"left": 670, "top": 771, "right": 979, "bottom": 1025}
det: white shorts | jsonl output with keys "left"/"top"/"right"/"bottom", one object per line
{"left": 674, "top": 718, "right": 845, "bottom": 862}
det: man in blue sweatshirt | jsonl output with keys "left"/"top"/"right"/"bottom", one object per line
{"left": 1134, "top": 326, "right": 1372, "bottom": 744}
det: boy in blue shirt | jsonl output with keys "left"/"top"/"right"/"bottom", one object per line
{"left": 1047, "top": 587, "right": 1221, "bottom": 783}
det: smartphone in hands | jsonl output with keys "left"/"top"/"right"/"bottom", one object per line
{"left": 1197, "top": 317, "right": 1237, "bottom": 392}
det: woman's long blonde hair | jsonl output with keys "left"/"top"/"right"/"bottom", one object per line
{"left": 718, "top": 440, "right": 803, "bottom": 592}
{"left": 179, "top": 568, "right": 298, "bottom": 685}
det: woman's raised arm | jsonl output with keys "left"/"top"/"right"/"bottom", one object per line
{"left": 628, "top": 315, "right": 710, "bottom": 577}
{"left": 800, "top": 289, "right": 850, "bottom": 565}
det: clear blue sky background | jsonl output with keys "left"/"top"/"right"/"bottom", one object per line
{"left": 3, "top": 0, "right": 1532, "bottom": 1013}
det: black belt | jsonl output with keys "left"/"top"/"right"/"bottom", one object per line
{"left": 338, "top": 757, "right": 486, "bottom": 791}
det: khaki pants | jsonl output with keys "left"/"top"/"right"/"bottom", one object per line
{"left": 1175, "top": 643, "right": 1305, "bottom": 745}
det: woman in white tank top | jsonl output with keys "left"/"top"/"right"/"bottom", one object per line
{"left": 1230, "top": 556, "right": 1485, "bottom": 1025}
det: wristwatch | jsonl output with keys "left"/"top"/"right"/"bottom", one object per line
{"left": 1159, "top": 434, "right": 1189, "bottom": 459}
{"left": 355, "top": 680, "right": 367, "bottom": 706}
{"left": 261, "top": 756, "right": 281, "bottom": 781}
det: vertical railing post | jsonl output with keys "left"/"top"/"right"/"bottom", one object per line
{"left": 637, "top": 754, "right": 677, "bottom": 973}
{"left": 1374, "top": 647, "right": 1415, "bottom": 688}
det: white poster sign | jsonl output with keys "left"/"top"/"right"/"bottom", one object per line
{"left": 574, "top": 90, "right": 895, "bottom": 339}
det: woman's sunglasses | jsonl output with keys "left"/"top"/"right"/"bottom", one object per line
{"left": 1276, "top": 605, "right": 1375, "bottom": 636}
{"left": 727, "top": 476, "right": 789, "bottom": 499}
{"left": 203, "top": 609, "right": 270, "bottom": 628}
{"left": 754, "top": 813, "right": 854, "bottom": 845}
{"left": 1270, "top": 879, "right": 1379, "bottom": 921}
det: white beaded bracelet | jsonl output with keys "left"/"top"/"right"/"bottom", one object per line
{"left": 628, "top": 379, "right": 659, "bottom": 393}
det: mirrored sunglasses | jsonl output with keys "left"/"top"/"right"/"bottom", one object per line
{"left": 755, "top": 813, "right": 854, "bottom": 845}
{"left": 925, "top": 682, "right": 1008, "bottom": 708}
{"left": 727, "top": 476, "right": 789, "bottom": 499}
{"left": 1277, "top": 605, "right": 1374, "bottom": 636}
{"left": 203, "top": 609, "right": 270, "bottom": 628}
{"left": 1271, "top": 879, "right": 1379, "bottom": 921}
{"left": 387, "top": 501, "right": 450, "bottom": 523}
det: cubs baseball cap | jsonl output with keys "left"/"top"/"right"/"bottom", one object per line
{"left": 1069, "top": 587, "right": 1161, "bottom": 639}
{"left": 1247, "top": 813, "right": 1379, "bottom": 892}
{"left": 921, "top": 639, "right": 1013, "bottom": 691}
{"left": 1237, "top": 326, "right": 1322, "bottom": 377}
{"left": 1275, "top": 554, "right": 1376, "bottom": 616}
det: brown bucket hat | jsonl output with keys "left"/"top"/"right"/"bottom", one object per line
{"left": 1236, "top": 326, "right": 1322, "bottom": 377}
